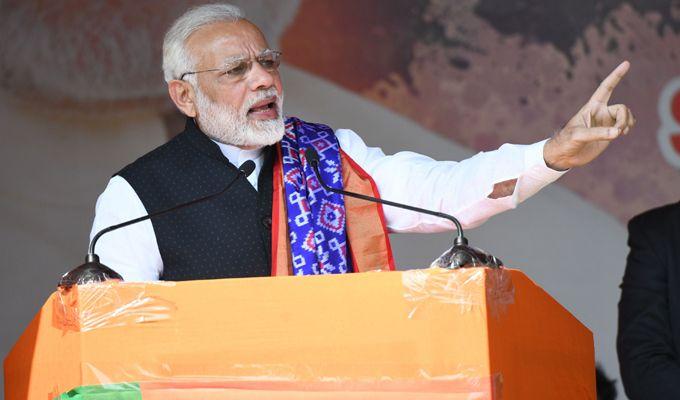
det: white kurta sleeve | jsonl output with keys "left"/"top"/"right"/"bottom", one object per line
{"left": 89, "top": 176, "right": 163, "bottom": 281}
{"left": 335, "top": 128, "right": 566, "bottom": 233}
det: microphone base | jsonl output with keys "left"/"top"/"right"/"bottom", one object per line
{"left": 431, "top": 243, "right": 503, "bottom": 270}
{"left": 58, "top": 254, "right": 124, "bottom": 289}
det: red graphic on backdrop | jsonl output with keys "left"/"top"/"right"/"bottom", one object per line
{"left": 672, "top": 135, "right": 680, "bottom": 154}
{"left": 672, "top": 91, "right": 680, "bottom": 154}
{"left": 658, "top": 77, "right": 680, "bottom": 168}
{"left": 668, "top": 90, "right": 680, "bottom": 154}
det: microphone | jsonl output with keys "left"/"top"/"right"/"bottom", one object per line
{"left": 304, "top": 148, "right": 502, "bottom": 270}
{"left": 59, "top": 160, "right": 257, "bottom": 288}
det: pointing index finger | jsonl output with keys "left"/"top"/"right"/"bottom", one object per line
{"left": 589, "top": 61, "right": 630, "bottom": 104}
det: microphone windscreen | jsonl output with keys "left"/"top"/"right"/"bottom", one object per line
{"left": 305, "top": 147, "right": 320, "bottom": 165}
{"left": 239, "top": 160, "right": 256, "bottom": 177}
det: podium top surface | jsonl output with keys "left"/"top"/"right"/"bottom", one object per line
{"left": 4, "top": 267, "right": 594, "bottom": 400}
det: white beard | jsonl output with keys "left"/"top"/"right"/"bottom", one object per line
{"left": 194, "top": 87, "right": 285, "bottom": 148}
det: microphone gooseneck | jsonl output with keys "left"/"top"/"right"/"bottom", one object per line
{"left": 60, "top": 160, "right": 257, "bottom": 288}
{"left": 304, "top": 148, "right": 467, "bottom": 246}
{"left": 88, "top": 160, "right": 256, "bottom": 257}
{"left": 304, "top": 147, "right": 502, "bottom": 270}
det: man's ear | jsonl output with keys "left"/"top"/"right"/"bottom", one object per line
{"left": 167, "top": 80, "right": 198, "bottom": 117}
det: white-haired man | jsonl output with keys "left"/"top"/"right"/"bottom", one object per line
{"left": 90, "top": 3, "right": 635, "bottom": 281}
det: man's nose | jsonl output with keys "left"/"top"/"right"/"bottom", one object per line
{"left": 248, "top": 61, "right": 275, "bottom": 91}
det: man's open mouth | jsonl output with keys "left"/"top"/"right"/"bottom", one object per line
{"left": 247, "top": 97, "right": 278, "bottom": 116}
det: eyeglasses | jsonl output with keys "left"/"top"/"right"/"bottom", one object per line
{"left": 179, "top": 49, "right": 282, "bottom": 82}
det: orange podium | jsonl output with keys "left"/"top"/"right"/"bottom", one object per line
{"left": 5, "top": 268, "right": 595, "bottom": 399}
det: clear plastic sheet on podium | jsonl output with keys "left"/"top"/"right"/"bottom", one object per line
{"left": 4, "top": 268, "right": 596, "bottom": 399}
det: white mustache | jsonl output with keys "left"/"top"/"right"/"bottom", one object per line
{"left": 243, "top": 88, "right": 281, "bottom": 113}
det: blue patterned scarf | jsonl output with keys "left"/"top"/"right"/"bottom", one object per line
{"left": 280, "top": 117, "right": 352, "bottom": 275}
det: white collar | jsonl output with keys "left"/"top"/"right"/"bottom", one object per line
{"left": 210, "top": 140, "right": 264, "bottom": 166}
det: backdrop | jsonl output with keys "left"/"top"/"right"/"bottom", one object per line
{"left": 1, "top": 1, "right": 679, "bottom": 398}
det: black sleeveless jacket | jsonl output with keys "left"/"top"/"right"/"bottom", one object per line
{"left": 118, "top": 118, "right": 274, "bottom": 280}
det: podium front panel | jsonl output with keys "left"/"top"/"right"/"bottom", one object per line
{"left": 4, "top": 268, "right": 594, "bottom": 399}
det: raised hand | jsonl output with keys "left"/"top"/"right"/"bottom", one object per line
{"left": 543, "top": 61, "right": 636, "bottom": 171}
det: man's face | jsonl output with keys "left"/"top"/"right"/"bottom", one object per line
{"left": 185, "top": 20, "right": 285, "bottom": 148}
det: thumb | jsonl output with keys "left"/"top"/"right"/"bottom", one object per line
{"left": 572, "top": 126, "right": 622, "bottom": 142}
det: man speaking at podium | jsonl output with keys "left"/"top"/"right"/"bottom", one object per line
{"left": 90, "top": 3, "right": 634, "bottom": 282}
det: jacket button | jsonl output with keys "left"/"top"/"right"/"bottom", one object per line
{"left": 262, "top": 216, "right": 272, "bottom": 229}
